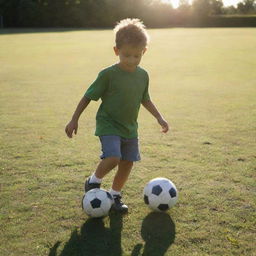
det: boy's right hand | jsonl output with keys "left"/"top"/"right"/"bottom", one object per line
{"left": 65, "top": 120, "right": 78, "bottom": 138}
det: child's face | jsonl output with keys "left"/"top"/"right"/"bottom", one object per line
{"left": 114, "top": 44, "right": 146, "bottom": 72}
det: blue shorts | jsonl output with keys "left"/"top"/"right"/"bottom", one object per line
{"left": 99, "top": 135, "right": 141, "bottom": 162}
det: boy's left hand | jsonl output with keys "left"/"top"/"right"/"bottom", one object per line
{"left": 157, "top": 117, "right": 169, "bottom": 133}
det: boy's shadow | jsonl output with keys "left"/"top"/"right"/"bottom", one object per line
{"left": 132, "top": 212, "right": 176, "bottom": 256}
{"left": 48, "top": 211, "right": 123, "bottom": 256}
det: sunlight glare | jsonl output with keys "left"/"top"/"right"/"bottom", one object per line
{"left": 162, "top": 0, "right": 242, "bottom": 8}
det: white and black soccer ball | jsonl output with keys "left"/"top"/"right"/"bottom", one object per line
{"left": 82, "top": 188, "right": 113, "bottom": 218}
{"left": 143, "top": 177, "right": 178, "bottom": 212}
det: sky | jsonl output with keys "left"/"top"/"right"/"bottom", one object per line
{"left": 162, "top": 0, "right": 242, "bottom": 8}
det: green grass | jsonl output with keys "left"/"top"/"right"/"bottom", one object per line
{"left": 0, "top": 28, "right": 255, "bottom": 256}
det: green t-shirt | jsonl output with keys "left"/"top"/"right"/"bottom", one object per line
{"left": 84, "top": 64, "right": 150, "bottom": 138}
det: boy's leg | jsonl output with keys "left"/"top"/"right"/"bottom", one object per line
{"left": 110, "top": 160, "right": 133, "bottom": 213}
{"left": 95, "top": 157, "right": 120, "bottom": 179}
{"left": 85, "top": 157, "right": 120, "bottom": 192}
{"left": 112, "top": 160, "right": 133, "bottom": 191}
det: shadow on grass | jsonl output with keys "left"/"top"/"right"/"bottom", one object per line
{"left": 131, "top": 212, "right": 176, "bottom": 256}
{"left": 48, "top": 211, "right": 122, "bottom": 256}
{"left": 48, "top": 211, "right": 175, "bottom": 256}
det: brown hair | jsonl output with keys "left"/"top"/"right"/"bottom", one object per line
{"left": 114, "top": 18, "right": 150, "bottom": 49}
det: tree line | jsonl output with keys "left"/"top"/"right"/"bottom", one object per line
{"left": 0, "top": 0, "right": 256, "bottom": 28}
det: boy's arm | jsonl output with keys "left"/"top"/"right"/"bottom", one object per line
{"left": 65, "top": 96, "right": 91, "bottom": 138}
{"left": 142, "top": 100, "right": 169, "bottom": 133}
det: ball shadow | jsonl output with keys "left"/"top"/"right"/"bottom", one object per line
{"left": 132, "top": 212, "right": 176, "bottom": 256}
{"left": 48, "top": 212, "right": 123, "bottom": 256}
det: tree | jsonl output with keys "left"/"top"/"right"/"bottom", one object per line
{"left": 175, "top": 0, "right": 192, "bottom": 26}
{"left": 237, "top": 0, "right": 255, "bottom": 14}
{"left": 0, "top": 0, "right": 21, "bottom": 27}
{"left": 209, "top": 0, "right": 223, "bottom": 15}
{"left": 192, "top": 0, "right": 211, "bottom": 17}
{"left": 222, "top": 5, "right": 237, "bottom": 15}
{"left": 17, "top": 0, "right": 42, "bottom": 27}
{"left": 178, "top": 0, "right": 192, "bottom": 15}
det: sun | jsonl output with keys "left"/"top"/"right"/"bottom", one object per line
{"left": 162, "top": 0, "right": 241, "bottom": 8}
{"left": 162, "top": 0, "right": 181, "bottom": 8}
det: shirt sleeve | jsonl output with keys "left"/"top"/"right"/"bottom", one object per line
{"left": 141, "top": 72, "right": 151, "bottom": 102}
{"left": 84, "top": 70, "right": 109, "bottom": 101}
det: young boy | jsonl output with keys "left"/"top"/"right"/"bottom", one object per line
{"left": 65, "top": 18, "right": 169, "bottom": 214}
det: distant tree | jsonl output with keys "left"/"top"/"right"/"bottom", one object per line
{"left": 0, "top": 0, "right": 20, "bottom": 27}
{"left": 17, "top": 0, "right": 43, "bottom": 26}
{"left": 192, "top": 0, "right": 224, "bottom": 16}
{"left": 146, "top": 0, "right": 174, "bottom": 27}
{"left": 176, "top": 0, "right": 192, "bottom": 25}
{"left": 237, "top": 0, "right": 255, "bottom": 14}
{"left": 209, "top": 0, "right": 224, "bottom": 15}
{"left": 178, "top": 0, "right": 192, "bottom": 14}
{"left": 192, "top": 0, "right": 211, "bottom": 17}
{"left": 0, "top": 0, "right": 256, "bottom": 28}
{"left": 222, "top": 5, "right": 237, "bottom": 14}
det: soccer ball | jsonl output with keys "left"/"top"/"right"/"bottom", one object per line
{"left": 82, "top": 188, "right": 113, "bottom": 218}
{"left": 143, "top": 177, "right": 178, "bottom": 212}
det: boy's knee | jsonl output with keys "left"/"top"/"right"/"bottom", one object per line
{"left": 120, "top": 160, "right": 133, "bottom": 167}
{"left": 106, "top": 157, "right": 120, "bottom": 167}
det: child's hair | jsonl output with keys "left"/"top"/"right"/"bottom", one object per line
{"left": 114, "top": 18, "right": 150, "bottom": 49}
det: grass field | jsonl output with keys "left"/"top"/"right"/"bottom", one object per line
{"left": 0, "top": 28, "right": 255, "bottom": 256}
